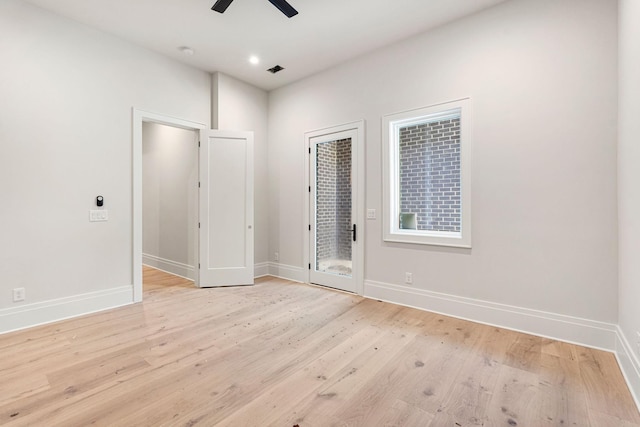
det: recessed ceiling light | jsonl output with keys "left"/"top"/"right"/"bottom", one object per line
{"left": 249, "top": 56, "right": 260, "bottom": 65}
{"left": 179, "top": 46, "right": 195, "bottom": 56}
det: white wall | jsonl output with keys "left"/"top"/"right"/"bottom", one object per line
{"left": 142, "top": 122, "right": 198, "bottom": 279}
{"left": 268, "top": 0, "right": 618, "bottom": 325}
{"left": 212, "top": 72, "right": 269, "bottom": 270}
{"left": 618, "top": 0, "right": 640, "bottom": 398}
{"left": 0, "top": 0, "right": 210, "bottom": 330}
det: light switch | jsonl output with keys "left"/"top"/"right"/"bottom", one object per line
{"left": 367, "top": 209, "right": 376, "bottom": 220}
{"left": 89, "top": 210, "right": 108, "bottom": 222}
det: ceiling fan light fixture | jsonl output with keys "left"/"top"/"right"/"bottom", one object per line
{"left": 267, "top": 0, "right": 298, "bottom": 18}
{"left": 211, "top": 0, "right": 298, "bottom": 18}
{"left": 211, "top": 0, "right": 234, "bottom": 13}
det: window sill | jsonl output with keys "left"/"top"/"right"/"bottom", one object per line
{"left": 383, "top": 231, "right": 471, "bottom": 248}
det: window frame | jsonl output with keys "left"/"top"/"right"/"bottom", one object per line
{"left": 382, "top": 98, "right": 472, "bottom": 248}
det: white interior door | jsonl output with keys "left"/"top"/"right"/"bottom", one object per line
{"left": 309, "top": 128, "right": 359, "bottom": 293}
{"left": 199, "top": 129, "right": 254, "bottom": 287}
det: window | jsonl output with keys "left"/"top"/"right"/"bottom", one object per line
{"left": 382, "top": 98, "right": 471, "bottom": 247}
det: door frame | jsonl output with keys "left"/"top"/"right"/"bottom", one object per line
{"left": 303, "top": 120, "right": 365, "bottom": 295}
{"left": 132, "top": 108, "right": 206, "bottom": 302}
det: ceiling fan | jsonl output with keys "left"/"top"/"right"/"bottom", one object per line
{"left": 211, "top": 0, "right": 298, "bottom": 18}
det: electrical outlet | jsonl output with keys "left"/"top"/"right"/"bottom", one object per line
{"left": 274, "top": 252, "right": 279, "bottom": 262}
{"left": 367, "top": 209, "right": 376, "bottom": 220}
{"left": 405, "top": 272, "right": 413, "bottom": 285}
{"left": 13, "top": 287, "right": 25, "bottom": 302}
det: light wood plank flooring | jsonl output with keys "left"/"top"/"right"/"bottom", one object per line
{"left": 1, "top": 267, "right": 638, "bottom": 426}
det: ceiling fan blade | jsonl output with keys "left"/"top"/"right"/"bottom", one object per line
{"left": 267, "top": 0, "right": 298, "bottom": 18}
{"left": 211, "top": 0, "right": 234, "bottom": 13}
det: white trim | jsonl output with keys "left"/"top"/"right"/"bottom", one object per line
{"left": 132, "top": 108, "right": 206, "bottom": 302}
{"left": 364, "top": 279, "right": 617, "bottom": 351}
{"left": 615, "top": 327, "right": 640, "bottom": 410}
{"left": 142, "top": 254, "right": 196, "bottom": 281}
{"left": 382, "top": 98, "right": 472, "bottom": 248}
{"left": 267, "top": 262, "right": 306, "bottom": 283}
{"left": 0, "top": 286, "right": 132, "bottom": 335}
{"left": 303, "top": 120, "right": 366, "bottom": 295}
{"left": 140, "top": 258, "right": 270, "bottom": 281}
{"left": 254, "top": 262, "right": 270, "bottom": 278}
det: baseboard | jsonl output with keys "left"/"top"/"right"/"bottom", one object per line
{"left": 254, "top": 262, "right": 270, "bottom": 278}
{"left": 143, "top": 256, "right": 269, "bottom": 281}
{"left": 142, "top": 254, "right": 195, "bottom": 280}
{"left": 364, "top": 279, "right": 618, "bottom": 352}
{"left": 0, "top": 285, "right": 133, "bottom": 335}
{"left": 615, "top": 327, "right": 640, "bottom": 410}
{"left": 267, "top": 262, "right": 306, "bottom": 283}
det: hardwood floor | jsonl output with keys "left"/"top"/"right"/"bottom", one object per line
{"left": 1, "top": 267, "right": 638, "bottom": 426}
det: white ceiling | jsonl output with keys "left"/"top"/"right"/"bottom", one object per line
{"left": 23, "top": 0, "right": 507, "bottom": 91}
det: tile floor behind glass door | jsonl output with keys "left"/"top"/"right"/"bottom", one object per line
{"left": 318, "top": 258, "right": 352, "bottom": 276}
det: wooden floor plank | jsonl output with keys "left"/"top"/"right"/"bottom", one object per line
{"left": 579, "top": 347, "right": 640, "bottom": 424}
{"left": 484, "top": 364, "right": 540, "bottom": 426}
{"left": 537, "top": 352, "right": 590, "bottom": 426}
{"left": 277, "top": 326, "right": 417, "bottom": 426}
{"left": 214, "top": 327, "right": 391, "bottom": 426}
{"left": 0, "top": 267, "right": 638, "bottom": 426}
{"left": 503, "top": 332, "right": 543, "bottom": 374}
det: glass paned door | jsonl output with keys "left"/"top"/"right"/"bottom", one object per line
{"left": 310, "top": 132, "right": 356, "bottom": 293}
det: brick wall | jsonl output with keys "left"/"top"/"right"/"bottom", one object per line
{"left": 336, "top": 140, "right": 352, "bottom": 260}
{"left": 399, "top": 117, "right": 461, "bottom": 232}
{"left": 315, "top": 138, "right": 352, "bottom": 266}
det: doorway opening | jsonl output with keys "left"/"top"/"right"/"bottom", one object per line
{"left": 142, "top": 122, "right": 198, "bottom": 283}
{"left": 132, "top": 109, "right": 206, "bottom": 302}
